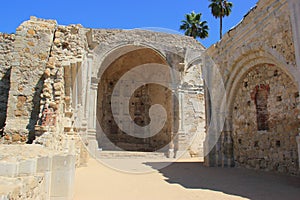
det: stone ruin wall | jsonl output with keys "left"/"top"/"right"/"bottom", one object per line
{"left": 208, "top": 0, "right": 296, "bottom": 80}
{"left": 206, "top": 0, "right": 300, "bottom": 174}
{"left": 90, "top": 28, "right": 206, "bottom": 156}
{"left": 0, "top": 16, "right": 206, "bottom": 158}
{"left": 181, "top": 60, "right": 205, "bottom": 156}
{"left": 0, "top": 33, "right": 14, "bottom": 135}
{"left": 233, "top": 64, "right": 299, "bottom": 174}
{"left": 0, "top": 18, "right": 83, "bottom": 200}
{"left": 0, "top": 24, "right": 207, "bottom": 200}
{"left": 0, "top": 17, "right": 88, "bottom": 168}
{"left": 4, "top": 18, "right": 56, "bottom": 143}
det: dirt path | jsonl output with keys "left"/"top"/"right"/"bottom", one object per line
{"left": 74, "top": 158, "right": 300, "bottom": 200}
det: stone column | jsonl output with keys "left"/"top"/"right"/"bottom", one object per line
{"left": 178, "top": 88, "right": 185, "bottom": 133}
{"left": 175, "top": 88, "right": 190, "bottom": 158}
{"left": 203, "top": 54, "right": 227, "bottom": 167}
{"left": 203, "top": 71, "right": 215, "bottom": 166}
{"left": 84, "top": 54, "right": 93, "bottom": 125}
{"left": 288, "top": 0, "right": 300, "bottom": 70}
{"left": 86, "top": 78, "right": 99, "bottom": 157}
{"left": 78, "top": 59, "right": 88, "bottom": 142}
{"left": 221, "top": 117, "right": 234, "bottom": 167}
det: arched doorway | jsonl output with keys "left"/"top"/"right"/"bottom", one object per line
{"left": 96, "top": 46, "right": 179, "bottom": 152}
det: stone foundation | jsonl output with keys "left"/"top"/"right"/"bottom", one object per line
{"left": 0, "top": 176, "right": 45, "bottom": 200}
{"left": 0, "top": 145, "right": 75, "bottom": 200}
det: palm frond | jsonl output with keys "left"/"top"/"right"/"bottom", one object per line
{"left": 179, "top": 11, "right": 209, "bottom": 40}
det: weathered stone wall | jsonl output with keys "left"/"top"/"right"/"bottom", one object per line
{"left": 3, "top": 17, "right": 57, "bottom": 143}
{"left": 34, "top": 23, "right": 89, "bottom": 166}
{"left": 0, "top": 16, "right": 205, "bottom": 166}
{"left": 0, "top": 33, "right": 14, "bottom": 135}
{"left": 181, "top": 62, "right": 205, "bottom": 156}
{"left": 232, "top": 64, "right": 299, "bottom": 174}
{"left": 0, "top": 176, "right": 45, "bottom": 200}
{"left": 0, "top": 17, "right": 89, "bottom": 165}
{"left": 208, "top": 0, "right": 296, "bottom": 80}
{"left": 288, "top": 0, "right": 300, "bottom": 70}
{"left": 206, "top": 0, "right": 300, "bottom": 174}
{"left": 0, "top": 15, "right": 206, "bottom": 165}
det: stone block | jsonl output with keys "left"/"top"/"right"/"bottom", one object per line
{"left": 50, "top": 154, "right": 75, "bottom": 200}
{"left": 37, "top": 156, "right": 52, "bottom": 173}
{"left": 18, "top": 159, "right": 37, "bottom": 176}
{"left": 0, "top": 162, "right": 18, "bottom": 177}
{"left": 43, "top": 171, "right": 52, "bottom": 199}
{"left": 87, "top": 139, "right": 98, "bottom": 158}
{"left": 50, "top": 169, "right": 75, "bottom": 200}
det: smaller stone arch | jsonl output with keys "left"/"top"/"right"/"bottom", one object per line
{"left": 208, "top": 42, "right": 300, "bottom": 172}
{"left": 95, "top": 43, "right": 168, "bottom": 81}
{"left": 226, "top": 47, "right": 300, "bottom": 114}
{"left": 229, "top": 63, "right": 299, "bottom": 174}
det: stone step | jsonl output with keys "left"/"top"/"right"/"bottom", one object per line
{"left": 96, "top": 150, "right": 168, "bottom": 159}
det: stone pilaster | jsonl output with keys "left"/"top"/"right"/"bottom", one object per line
{"left": 288, "top": 0, "right": 300, "bottom": 171}
{"left": 86, "top": 77, "right": 99, "bottom": 157}
{"left": 288, "top": 0, "right": 300, "bottom": 70}
{"left": 221, "top": 117, "right": 234, "bottom": 167}
{"left": 174, "top": 89, "right": 187, "bottom": 157}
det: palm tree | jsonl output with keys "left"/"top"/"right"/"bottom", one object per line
{"left": 208, "top": 0, "right": 233, "bottom": 39}
{"left": 180, "top": 11, "right": 209, "bottom": 39}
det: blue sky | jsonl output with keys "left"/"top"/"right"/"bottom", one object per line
{"left": 0, "top": 0, "right": 257, "bottom": 47}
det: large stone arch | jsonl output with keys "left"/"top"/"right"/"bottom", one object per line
{"left": 95, "top": 43, "right": 169, "bottom": 80}
{"left": 82, "top": 30, "right": 205, "bottom": 155}
{"left": 95, "top": 45, "right": 178, "bottom": 152}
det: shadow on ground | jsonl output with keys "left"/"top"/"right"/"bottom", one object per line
{"left": 144, "top": 161, "right": 300, "bottom": 200}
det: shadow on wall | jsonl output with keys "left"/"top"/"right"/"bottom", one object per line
{"left": 26, "top": 76, "right": 45, "bottom": 143}
{"left": 0, "top": 68, "right": 11, "bottom": 137}
{"left": 144, "top": 162, "right": 300, "bottom": 200}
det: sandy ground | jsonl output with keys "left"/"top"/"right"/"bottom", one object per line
{"left": 74, "top": 158, "right": 300, "bottom": 200}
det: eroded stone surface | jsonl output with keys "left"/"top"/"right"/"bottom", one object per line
{"left": 0, "top": 33, "right": 14, "bottom": 135}
{"left": 232, "top": 64, "right": 299, "bottom": 174}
